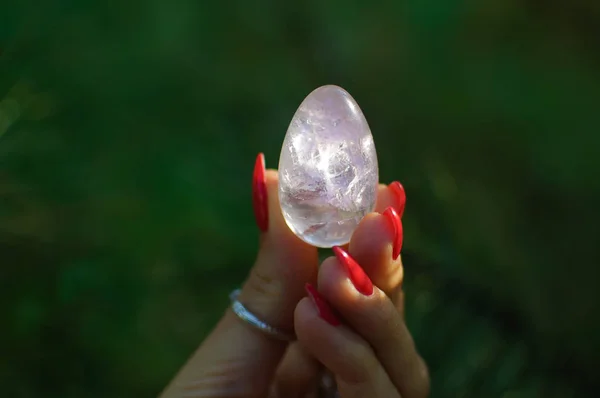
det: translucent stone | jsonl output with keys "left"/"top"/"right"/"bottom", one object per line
{"left": 278, "top": 85, "right": 379, "bottom": 248}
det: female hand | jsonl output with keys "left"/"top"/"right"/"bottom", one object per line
{"left": 159, "top": 153, "right": 429, "bottom": 397}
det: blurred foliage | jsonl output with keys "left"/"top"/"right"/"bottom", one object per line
{"left": 1, "top": 0, "right": 599, "bottom": 397}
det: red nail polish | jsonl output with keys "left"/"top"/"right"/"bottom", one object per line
{"left": 252, "top": 153, "right": 268, "bottom": 232}
{"left": 389, "top": 181, "right": 406, "bottom": 218}
{"left": 383, "top": 207, "right": 403, "bottom": 260}
{"left": 332, "top": 246, "right": 374, "bottom": 296}
{"left": 305, "top": 283, "right": 341, "bottom": 326}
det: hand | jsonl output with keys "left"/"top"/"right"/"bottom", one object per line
{"left": 159, "top": 153, "right": 429, "bottom": 397}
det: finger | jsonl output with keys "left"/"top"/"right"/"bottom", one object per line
{"left": 348, "top": 207, "right": 404, "bottom": 297}
{"left": 347, "top": 181, "right": 406, "bottom": 299}
{"left": 272, "top": 343, "right": 321, "bottom": 398}
{"left": 160, "top": 154, "right": 319, "bottom": 398}
{"left": 239, "top": 160, "right": 319, "bottom": 331}
{"left": 342, "top": 182, "right": 406, "bottom": 317}
{"left": 295, "top": 288, "right": 401, "bottom": 398}
{"left": 374, "top": 181, "right": 406, "bottom": 217}
{"left": 319, "top": 250, "right": 430, "bottom": 398}
{"left": 340, "top": 181, "right": 404, "bottom": 252}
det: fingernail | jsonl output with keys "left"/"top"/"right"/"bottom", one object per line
{"left": 382, "top": 206, "right": 403, "bottom": 260}
{"left": 332, "top": 246, "right": 374, "bottom": 296}
{"left": 389, "top": 181, "right": 406, "bottom": 218}
{"left": 305, "top": 283, "right": 341, "bottom": 326}
{"left": 252, "top": 153, "right": 268, "bottom": 232}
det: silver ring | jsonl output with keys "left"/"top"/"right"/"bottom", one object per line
{"left": 229, "top": 289, "right": 296, "bottom": 342}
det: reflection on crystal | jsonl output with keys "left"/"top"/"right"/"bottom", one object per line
{"left": 278, "top": 85, "right": 379, "bottom": 248}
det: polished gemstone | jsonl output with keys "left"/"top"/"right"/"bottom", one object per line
{"left": 278, "top": 85, "right": 379, "bottom": 248}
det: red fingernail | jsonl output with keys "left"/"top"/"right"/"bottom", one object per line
{"left": 389, "top": 181, "right": 406, "bottom": 218}
{"left": 383, "top": 207, "right": 403, "bottom": 260}
{"left": 305, "top": 283, "right": 341, "bottom": 326}
{"left": 252, "top": 153, "right": 268, "bottom": 232}
{"left": 332, "top": 246, "right": 374, "bottom": 296}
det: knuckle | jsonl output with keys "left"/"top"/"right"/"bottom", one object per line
{"left": 383, "top": 253, "right": 404, "bottom": 280}
{"left": 246, "top": 267, "right": 282, "bottom": 300}
{"left": 392, "top": 289, "right": 405, "bottom": 315}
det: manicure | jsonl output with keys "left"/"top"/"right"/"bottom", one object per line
{"left": 389, "top": 181, "right": 406, "bottom": 218}
{"left": 252, "top": 153, "right": 268, "bottom": 232}
{"left": 332, "top": 246, "right": 374, "bottom": 296}
{"left": 305, "top": 283, "right": 341, "bottom": 326}
{"left": 382, "top": 206, "right": 403, "bottom": 260}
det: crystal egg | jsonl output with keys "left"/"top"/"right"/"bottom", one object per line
{"left": 278, "top": 85, "right": 379, "bottom": 248}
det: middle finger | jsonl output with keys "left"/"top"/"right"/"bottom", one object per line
{"left": 317, "top": 248, "right": 429, "bottom": 398}
{"left": 350, "top": 182, "right": 405, "bottom": 297}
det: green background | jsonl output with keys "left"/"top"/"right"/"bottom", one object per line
{"left": 1, "top": 1, "right": 599, "bottom": 397}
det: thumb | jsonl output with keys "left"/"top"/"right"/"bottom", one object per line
{"left": 160, "top": 153, "right": 318, "bottom": 398}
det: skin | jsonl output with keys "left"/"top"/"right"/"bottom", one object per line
{"left": 159, "top": 170, "right": 430, "bottom": 398}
